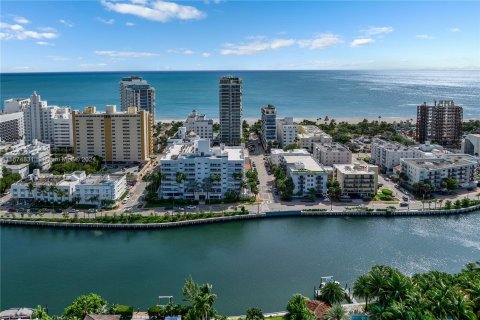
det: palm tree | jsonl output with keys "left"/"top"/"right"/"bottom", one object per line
{"left": 320, "top": 282, "right": 345, "bottom": 306}
{"left": 194, "top": 284, "right": 217, "bottom": 320}
{"left": 324, "top": 304, "right": 349, "bottom": 320}
{"left": 353, "top": 275, "right": 370, "bottom": 311}
{"left": 285, "top": 294, "right": 315, "bottom": 320}
{"left": 56, "top": 188, "right": 68, "bottom": 204}
{"left": 27, "top": 181, "right": 35, "bottom": 197}
{"left": 37, "top": 185, "right": 48, "bottom": 203}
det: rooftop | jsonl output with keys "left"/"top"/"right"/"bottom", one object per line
{"left": 402, "top": 154, "right": 478, "bottom": 169}
{"left": 163, "top": 140, "right": 243, "bottom": 162}
{"left": 80, "top": 174, "right": 125, "bottom": 185}
{"left": 84, "top": 315, "right": 121, "bottom": 320}
{"left": 271, "top": 148, "right": 310, "bottom": 156}
{"left": 314, "top": 142, "right": 350, "bottom": 152}
{"left": 284, "top": 155, "right": 325, "bottom": 172}
{"left": 0, "top": 308, "right": 33, "bottom": 320}
{"left": 334, "top": 164, "right": 377, "bottom": 174}
{"left": 297, "top": 125, "right": 331, "bottom": 139}
{"left": 372, "top": 138, "right": 411, "bottom": 151}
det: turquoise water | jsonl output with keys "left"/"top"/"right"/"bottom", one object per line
{"left": 1, "top": 70, "right": 479, "bottom": 120}
{"left": 2, "top": 214, "right": 480, "bottom": 315}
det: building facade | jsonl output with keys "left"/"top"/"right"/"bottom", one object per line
{"left": 313, "top": 142, "right": 352, "bottom": 166}
{"left": 159, "top": 139, "right": 244, "bottom": 200}
{"left": 282, "top": 155, "right": 328, "bottom": 196}
{"left": 462, "top": 134, "right": 480, "bottom": 157}
{"left": 184, "top": 109, "right": 213, "bottom": 139}
{"left": 75, "top": 174, "right": 127, "bottom": 206}
{"left": 400, "top": 154, "right": 478, "bottom": 189}
{"left": 276, "top": 117, "right": 297, "bottom": 148}
{"left": 72, "top": 105, "right": 153, "bottom": 163}
{"left": 3, "top": 98, "right": 30, "bottom": 114}
{"left": 297, "top": 125, "right": 332, "bottom": 152}
{"left": 371, "top": 139, "right": 415, "bottom": 173}
{"left": 3, "top": 139, "right": 51, "bottom": 171}
{"left": 260, "top": 104, "right": 277, "bottom": 147}
{"left": 334, "top": 164, "right": 378, "bottom": 197}
{"left": 416, "top": 100, "right": 463, "bottom": 148}
{"left": 0, "top": 112, "right": 24, "bottom": 142}
{"left": 219, "top": 76, "right": 242, "bottom": 146}
{"left": 119, "top": 76, "right": 156, "bottom": 121}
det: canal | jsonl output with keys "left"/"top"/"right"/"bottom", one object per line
{"left": 2, "top": 214, "right": 480, "bottom": 315}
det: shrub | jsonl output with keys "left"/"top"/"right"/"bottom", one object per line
{"left": 113, "top": 305, "right": 133, "bottom": 319}
{"left": 147, "top": 306, "right": 164, "bottom": 319}
{"left": 381, "top": 188, "right": 393, "bottom": 196}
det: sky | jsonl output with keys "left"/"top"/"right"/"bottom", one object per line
{"left": 1, "top": 0, "right": 479, "bottom": 72}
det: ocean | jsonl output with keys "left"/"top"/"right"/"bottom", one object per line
{"left": 1, "top": 70, "right": 479, "bottom": 120}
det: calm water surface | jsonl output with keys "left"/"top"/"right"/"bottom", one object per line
{"left": 2, "top": 214, "right": 480, "bottom": 315}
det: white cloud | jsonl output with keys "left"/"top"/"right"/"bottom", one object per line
{"left": 350, "top": 38, "right": 375, "bottom": 47}
{"left": 37, "top": 41, "right": 55, "bottom": 46}
{"left": 94, "top": 50, "right": 158, "bottom": 58}
{"left": 48, "top": 55, "right": 70, "bottom": 61}
{"left": 450, "top": 27, "right": 461, "bottom": 32}
{"left": 167, "top": 48, "right": 195, "bottom": 55}
{"left": 59, "top": 19, "right": 74, "bottom": 27}
{"left": 361, "top": 26, "right": 394, "bottom": 36}
{"left": 221, "top": 38, "right": 296, "bottom": 55}
{"left": 125, "top": 22, "right": 136, "bottom": 26}
{"left": 0, "top": 22, "right": 58, "bottom": 40}
{"left": 97, "top": 17, "right": 115, "bottom": 25}
{"left": 183, "top": 49, "right": 194, "bottom": 55}
{"left": 13, "top": 16, "right": 30, "bottom": 24}
{"left": 297, "top": 33, "right": 343, "bottom": 49}
{"left": 201, "top": 52, "right": 211, "bottom": 58}
{"left": 38, "top": 26, "right": 57, "bottom": 32}
{"left": 101, "top": 0, "right": 206, "bottom": 23}
{"left": 416, "top": 34, "right": 434, "bottom": 39}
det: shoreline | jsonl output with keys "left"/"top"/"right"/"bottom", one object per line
{"left": 156, "top": 116, "right": 417, "bottom": 125}
{"left": 2, "top": 204, "right": 479, "bottom": 230}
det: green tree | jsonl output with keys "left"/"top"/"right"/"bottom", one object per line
{"left": 63, "top": 293, "right": 108, "bottom": 320}
{"left": 319, "top": 282, "right": 345, "bottom": 306}
{"left": 353, "top": 275, "right": 370, "bottom": 311}
{"left": 245, "top": 307, "right": 264, "bottom": 320}
{"left": 308, "top": 188, "right": 317, "bottom": 201}
{"left": 285, "top": 294, "right": 315, "bottom": 320}
{"left": 324, "top": 304, "right": 349, "bottom": 320}
{"left": 32, "top": 305, "right": 51, "bottom": 320}
{"left": 182, "top": 276, "right": 218, "bottom": 320}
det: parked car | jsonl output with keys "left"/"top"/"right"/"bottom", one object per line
{"left": 186, "top": 205, "right": 197, "bottom": 210}
{"left": 400, "top": 202, "right": 409, "bottom": 207}
{"left": 68, "top": 209, "right": 78, "bottom": 213}
{"left": 55, "top": 208, "right": 63, "bottom": 213}
{"left": 402, "top": 196, "right": 409, "bottom": 202}
{"left": 8, "top": 208, "right": 18, "bottom": 212}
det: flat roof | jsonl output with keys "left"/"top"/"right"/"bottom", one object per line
{"left": 334, "top": 164, "right": 376, "bottom": 174}
{"left": 402, "top": 154, "right": 478, "bottom": 169}
{"left": 284, "top": 155, "right": 325, "bottom": 172}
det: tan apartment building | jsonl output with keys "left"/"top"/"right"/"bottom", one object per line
{"left": 333, "top": 164, "right": 378, "bottom": 197}
{"left": 72, "top": 105, "right": 152, "bottom": 162}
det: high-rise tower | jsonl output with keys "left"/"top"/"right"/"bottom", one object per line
{"left": 120, "top": 76, "right": 156, "bottom": 122}
{"left": 219, "top": 76, "right": 242, "bottom": 145}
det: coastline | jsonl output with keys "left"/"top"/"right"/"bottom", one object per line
{"left": 156, "top": 116, "right": 417, "bottom": 125}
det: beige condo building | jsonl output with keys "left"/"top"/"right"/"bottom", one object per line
{"left": 72, "top": 105, "right": 153, "bottom": 162}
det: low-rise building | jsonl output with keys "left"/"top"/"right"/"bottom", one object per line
{"left": 11, "top": 169, "right": 85, "bottom": 203}
{"left": 462, "top": 134, "right": 480, "bottom": 157}
{"left": 411, "top": 142, "right": 449, "bottom": 158}
{"left": 270, "top": 148, "right": 310, "bottom": 166}
{"left": 0, "top": 308, "right": 33, "bottom": 320}
{"left": 313, "top": 142, "right": 352, "bottom": 166}
{"left": 297, "top": 125, "right": 332, "bottom": 152}
{"left": 75, "top": 174, "right": 127, "bottom": 206}
{"left": 3, "top": 163, "right": 30, "bottom": 179}
{"left": 400, "top": 154, "right": 478, "bottom": 189}
{"left": 334, "top": 164, "right": 378, "bottom": 197}
{"left": 283, "top": 155, "right": 328, "bottom": 196}
{"left": 184, "top": 109, "right": 213, "bottom": 139}
{"left": 3, "top": 139, "right": 51, "bottom": 170}
{"left": 276, "top": 117, "right": 297, "bottom": 148}
{"left": 0, "top": 112, "right": 25, "bottom": 142}
{"left": 159, "top": 138, "right": 244, "bottom": 200}
{"left": 371, "top": 138, "right": 415, "bottom": 173}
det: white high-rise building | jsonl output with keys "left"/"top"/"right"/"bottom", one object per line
{"left": 261, "top": 104, "right": 277, "bottom": 147}
{"left": 119, "top": 76, "right": 156, "bottom": 122}
{"left": 9, "top": 92, "right": 73, "bottom": 149}
{"left": 276, "top": 117, "right": 297, "bottom": 148}
{"left": 159, "top": 138, "right": 244, "bottom": 200}
{"left": 462, "top": 134, "right": 480, "bottom": 157}
{"left": 3, "top": 98, "right": 30, "bottom": 113}
{"left": 219, "top": 76, "right": 242, "bottom": 146}
{"left": 0, "top": 112, "right": 25, "bottom": 142}
{"left": 184, "top": 109, "right": 213, "bottom": 139}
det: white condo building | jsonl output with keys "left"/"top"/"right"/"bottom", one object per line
{"left": 282, "top": 155, "right": 329, "bottom": 196}
{"left": 11, "top": 169, "right": 127, "bottom": 206}
{"left": 184, "top": 109, "right": 213, "bottom": 139}
{"left": 159, "top": 138, "right": 244, "bottom": 200}
{"left": 371, "top": 139, "right": 415, "bottom": 173}
{"left": 313, "top": 142, "right": 352, "bottom": 166}
{"left": 0, "top": 112, "right": 25, "bottom": 142}
{"left": 3, "top": 139, "right": 51, "bottom": 171}
{"left": 270, "top": 148, "right": 310, "bottom": 166}
{"left": 334, "top": 164, "right": 379, "bottom": 197}
{"left": 400, "top": 154, "right": 478, "bottom": 189}
{"left": 276, "top": 117, "right": 297, "bottom": 148}
{"left": 297, "top": 125, "right": 332, "bottom": 152}
{"left": 4, "top": 92, "right": 73, "bottom": 149}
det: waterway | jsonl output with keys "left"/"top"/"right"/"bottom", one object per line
{"left": 2, "top": 214, "right": 480, "bottom": 315}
